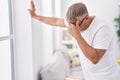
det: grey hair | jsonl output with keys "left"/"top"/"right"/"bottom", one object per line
{"left": 66, "top": 2, "right": 88, "bottom": 24}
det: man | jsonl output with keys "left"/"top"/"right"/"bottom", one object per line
{"left": 28, "top": 1, "right": 120, "bottom": 80}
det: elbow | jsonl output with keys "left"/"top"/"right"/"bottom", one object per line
{"left": 91, "top": 58, "right": 99, "bottom": 64}
{"left": 90, "top": 53, "right": 99, "bottom": 64}
{"left": 90, "top": 56, "right": 99, "bottom": 64}
{"left": 92, "top": 61, "right": 98, "bottom": 64}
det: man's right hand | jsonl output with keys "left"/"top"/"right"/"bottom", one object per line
{"left": 28, "top": 0, "right": 36, "bottom": 17}
{"left": 28, "top": 0, "right": 66, "bottom": 27}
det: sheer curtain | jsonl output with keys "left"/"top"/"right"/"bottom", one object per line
{"left": 32, "top": 0, "right": 61, "bottom": 80}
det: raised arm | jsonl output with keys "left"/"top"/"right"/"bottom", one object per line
{"left": 28, "top": 1, "right": 66, "bottom": 28}
{"left": 33, "top": 16, "right": 66, "bottom": 27}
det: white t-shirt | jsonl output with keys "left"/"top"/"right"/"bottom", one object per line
{"left": 75, "top": 17, "right": 120, "bottom": 80}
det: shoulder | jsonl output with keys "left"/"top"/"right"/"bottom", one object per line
{"left": 93, "top": 17, "right": 113, "bottom": 34}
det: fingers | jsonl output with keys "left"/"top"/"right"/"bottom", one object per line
{"left": 28, "top": 9, "right": 34, "bottom": 17}
{"left": 76, "top": 20, "right": 80, "bottom": 27}
{"left": 31, "top": 0, "right": 35, "bottom": 11}
{"left": 28, "top": 0, "right": 36, "bottom": 17}
{"left": 69, "top": 24, "right": 74, "bottom": 27}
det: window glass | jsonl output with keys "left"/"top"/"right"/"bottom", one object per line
{"left": 0, "top": 0, "right": 10, "bottom": 37}
{"left": 0, "top": 40, "right": 12, "bottom": 80}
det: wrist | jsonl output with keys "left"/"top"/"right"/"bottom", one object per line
{"left": 75, "top": 34, "right": 82, "bottom": 40}
{"left": 33, "top": 14, "right": 38, "bottom": 19}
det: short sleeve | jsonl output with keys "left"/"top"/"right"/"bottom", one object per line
{"left": 92, "top": 25, "right": 113, "bottom": 49}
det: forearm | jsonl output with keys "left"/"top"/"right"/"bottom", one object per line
{"left": 75, "top": 34, "right": 101, "bottom": 64}
{"left": 33, "top": 15, "right": 66, "bottom": 27}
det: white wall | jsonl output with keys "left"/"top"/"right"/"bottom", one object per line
{"left": 81, "top": 0, "right": 120, "bottom": 24}
{"left": 12, "top": 0, "right": 33, "bottom": 80}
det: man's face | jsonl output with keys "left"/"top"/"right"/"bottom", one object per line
{"left": 70, "top": 16, "right": 87, "bottom": 27}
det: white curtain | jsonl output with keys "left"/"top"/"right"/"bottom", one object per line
{"left": 32, "top": 0, "right": 61, "bottom": 80}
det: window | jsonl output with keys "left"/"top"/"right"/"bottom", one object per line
{"left": 0, "top": 0, "right": 14, "bottom": 80}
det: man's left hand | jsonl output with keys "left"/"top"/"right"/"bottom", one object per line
{"left": 68, "top": 21, "right": 81, "bottom": 39}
